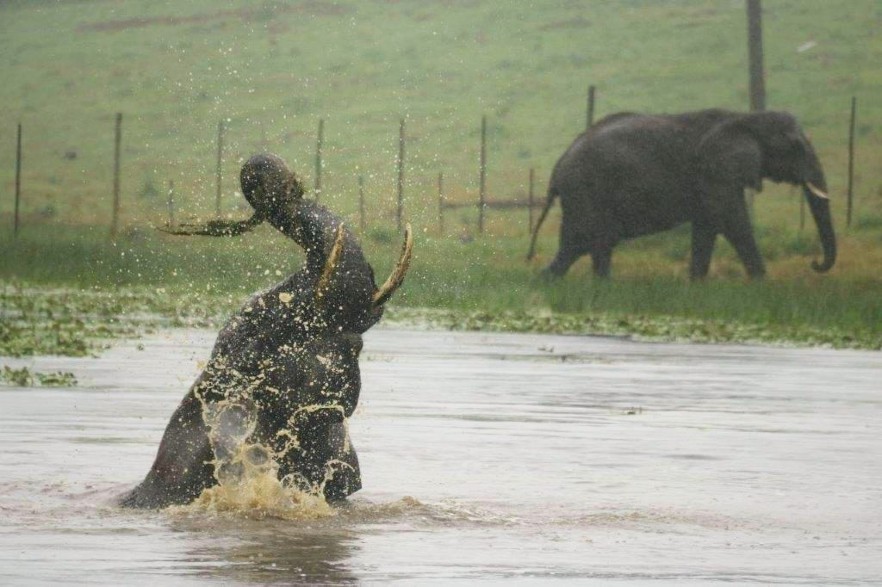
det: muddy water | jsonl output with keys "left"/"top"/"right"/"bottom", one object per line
{"left": 1, "top": 328, "right": 880, "bottom": 585}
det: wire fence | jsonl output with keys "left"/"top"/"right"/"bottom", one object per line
{"left": 7, "top": 87, "right": 862, "bottom": 241}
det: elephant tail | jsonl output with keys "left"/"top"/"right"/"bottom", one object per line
{"left": 526, "top": 187, "right": 558, "bottom": 261}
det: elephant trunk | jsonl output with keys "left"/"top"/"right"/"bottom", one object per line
{"left": 801, "top": 147, "right": 836, "bottom": 273}
{"left": 240, "top": 154, "right": 413, "bottom": 323}
{"left": 171, "top": 153, "right": 413, "bottom": 327}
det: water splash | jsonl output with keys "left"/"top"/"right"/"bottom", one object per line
{"left": 182, "top": 455, "right": 335, "bottom": 521}
{"left": 173, "top": 357, "right": 342, "bottom": 520}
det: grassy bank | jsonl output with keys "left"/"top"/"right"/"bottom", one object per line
{"left": 2, "top": 225, "right": 880, "bottom": 354}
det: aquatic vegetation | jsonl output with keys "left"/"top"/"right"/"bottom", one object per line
{"left": 384, "top": 307, "right": 881, "bottom": 350}
{"left": 0, "top": 280, "right": 882, "bottom": 357}
{"left": 1, "top": 365, "right": 77, "bottom": 387}
{"left": 0, "top": 282, "right": 235, "bottom": 357}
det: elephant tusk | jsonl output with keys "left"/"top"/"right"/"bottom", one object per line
{"left": 372, "top": 223, "right": 414, "bottom": 307}
{"left": 315, "top": 223, "right": 346, "bottom": 301}
{"left": 805, "top": 182, "right": 830, "bottom": 200}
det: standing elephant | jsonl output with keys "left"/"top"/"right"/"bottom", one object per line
{"left": 527, "top": 109, "right": 836, "bottom": 279}
{"left": 120, "top": 153, "right": 413, "bottom": 509}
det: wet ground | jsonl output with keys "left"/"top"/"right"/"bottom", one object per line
{"left": 1, "top": 327, "right": 880, "bottom": 585}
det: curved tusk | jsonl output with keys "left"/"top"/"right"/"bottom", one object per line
{"left": 805, "top": 182, "right": 830, "bottom": 200}
{"left": 372, "top": 223, "right": 414, "bottom": 307}
{"left": 315, "top": 223, "right": 346, "bottom": 301}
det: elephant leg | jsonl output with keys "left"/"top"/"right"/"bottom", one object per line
{"left": 322, "top": 422, "right": 362, "bottom": 502}
{"left": 545, "top": 205, "right": 613, "bottom": 278}
{"left": 588, "top": 225, "right": 620, "bottom": 278}
{"left": 590, "top": 245, "right": 613, "bottom": 278}
{"left": 119, "top": 393, "right": 216, "bottom": 509}
{"left": 689, "top": 222, "right": 717, "bottom": 280}
{"left": 544, "top": 248, "right": 582, "bottom": 277}
{"left": 544, "top": 222, "right": 588, "bottom": 277}
{"left": 720, "top": 202, "right": 765, "bottom": 279}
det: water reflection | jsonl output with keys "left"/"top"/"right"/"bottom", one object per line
{"left": 176, "top": 517, "right": 360, "bottom": 584}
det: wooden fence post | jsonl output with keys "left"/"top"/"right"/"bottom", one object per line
{"left": 528, "top": 167, "right": 535, "bottom": 234}
{"left": 358, "top": 174, "right": 365, "bottom": 232}
{"left": 110, "top": 112, "right": 122, "bottom": 238}
{"left": 215, "top": 120, "right": 224, "bottom": 216}
{"left": 438, "top": 172, "right": 444, "bottom": 235}
{"left": 847, "top": 95, "right": 856, "bottom": 227}
{"left": 397, "top": 117, "right": 405, "bottom": 233}
{"left": 167, "top": 180, "right": 175, "bottom": 229}
{"left": 315, "top": 118, "right": 324, "bottom": 202}
{"left": 478, "top": 115, "right": 487, "bottom": 235}
{"left": 14, "top": 123, "right": 22, "bottom": 238}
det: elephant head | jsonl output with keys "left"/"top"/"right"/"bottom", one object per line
{"left": 697, "top": 111, "right": 836, "bottom": 273}
{"left": 121, "top": 153, "right": 413, "bottom": 509}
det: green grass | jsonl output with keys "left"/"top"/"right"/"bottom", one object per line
{"left": 1, "top": 1, "right": 882, "bottom": 351}
{"left": 2, "top": 1, "right": 881, "bottom": 226}
{"left": 2, "top": 225, "right": 880, "bottom": 350}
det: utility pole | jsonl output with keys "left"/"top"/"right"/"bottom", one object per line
{"left": 746, "top": 0, "right": 766, "bottom": 111}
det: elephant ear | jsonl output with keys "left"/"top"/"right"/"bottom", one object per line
{"left": 697, "top": 120, "right": 763, "bottom": 193}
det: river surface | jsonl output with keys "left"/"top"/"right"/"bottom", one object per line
{"left": 0, "top": 327, "right": 880, "bottom": 585}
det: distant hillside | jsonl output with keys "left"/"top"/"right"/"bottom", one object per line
{"left": 1, "top": 0, "right": 879, "bottom": 230}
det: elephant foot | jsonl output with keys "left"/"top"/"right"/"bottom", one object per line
{"left": 537, "top": 267, "right": 562, "bottom": 281}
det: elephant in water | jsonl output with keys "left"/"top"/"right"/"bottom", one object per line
{"left": 120, "top": 153, "right": 413, "bottom": 509}
{"left": 527, "top": 109, "right": 836, "bottom": 279}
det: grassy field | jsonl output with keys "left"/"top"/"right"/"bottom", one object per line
{"left": 1, "top": 0, "right": 882, "bottom": 351}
